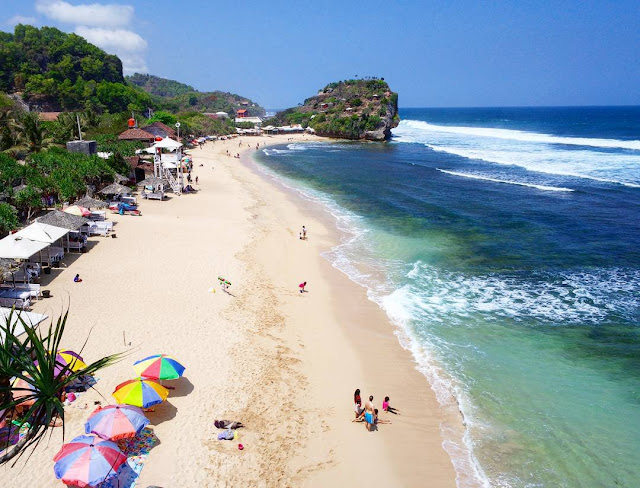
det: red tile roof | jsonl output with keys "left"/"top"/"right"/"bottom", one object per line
{"left": 118, "top": 128, "right": 155, "bottom": 140}
{"left": 237, "top": 109, "right": 248, "bottom": 114}
{"left": 145, "top": 121, "right": 177, "bottom": 138}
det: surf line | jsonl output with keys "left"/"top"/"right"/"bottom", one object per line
{"left": 436, "top": 169, "right": 575, "bottom": 192}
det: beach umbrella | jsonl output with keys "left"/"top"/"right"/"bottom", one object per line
{"left": 112, "top": 378, "right": 168, "bottom": 408}
{"left": 11, "top": 376, "right": 38, "bottom": 406}
{"left": 53, "top": 434, "right": 126, "bottom": 488}
{"left": 133, "top": 354, "right": 185, "bottom": 381}
{"left": 34, "top": 350, "right": 87, "bottom": 376}
{"left": 85, "top": 404, "right": 149, "bottom": 441}
{"left": 64, "top": 205, "right": 91, "bottom": 217}
{"left": 56, "top": 350, "right": 87, "bottom": 371}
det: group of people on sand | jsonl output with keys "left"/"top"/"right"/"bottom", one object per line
{"left": 353, "top": 389, "right": 399, "bottom": 432}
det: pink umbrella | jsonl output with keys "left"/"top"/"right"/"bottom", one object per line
{"left": 85, "top": 404, "right": 149, "bottom": 440}
{"left": 64, "top": 205, "right": 91, "bottom": 217}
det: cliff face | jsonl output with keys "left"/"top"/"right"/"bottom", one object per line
{"left": 273, "top": 79, "right": 399, "bottom": 141}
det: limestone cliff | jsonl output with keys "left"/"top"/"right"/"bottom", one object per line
{"left": 269, "top": 79, "right": 399, "bottom": 141}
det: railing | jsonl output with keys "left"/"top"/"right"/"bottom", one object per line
{"left": 163, "top": 168, "right": 181, "bottom": 194}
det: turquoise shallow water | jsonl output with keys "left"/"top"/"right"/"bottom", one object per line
{"left": 254, "top": 107, "right": 640, "bottom": 487}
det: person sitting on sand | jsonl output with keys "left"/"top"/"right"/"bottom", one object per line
{"left": 73, "top": 274, "right": 82, "bottom": 283}
{"left": 374, "top": 408, "right": 391, "bottom": 425}
{"left": 382, "top": 396, "right": 400, "bottom": 414}
{"left": 354, "top": 389, "right": 364, "bottom": 419}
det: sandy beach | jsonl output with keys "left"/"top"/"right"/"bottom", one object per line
{"left": 1, "top": 133, "right": 461, "bottom": 487}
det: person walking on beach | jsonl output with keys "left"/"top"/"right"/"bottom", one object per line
{"left": 364, "top": 395, "right": 375, "bottom": 432}
{"left": 302, "top": 225, "right": 307, "bottom": 240}
{"left": 196, "top": 176, "right": 199, "bottom": 185}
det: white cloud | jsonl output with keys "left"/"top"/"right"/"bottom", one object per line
{"left": 6, "top": 15, "right": 38, "bottom": 26}
{"left": 75, "top": 26, "right": 147, "bottom": 52}
{"left": 118, "top": 53, "right": 148, "bottom": 75}
{"left": 35, "top": 0, "right": 133, "bottom": 28}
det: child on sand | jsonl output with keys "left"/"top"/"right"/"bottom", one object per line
{"left": 299, "top": 281, "right": 307, "bottom": 293}
{"left": 382, "top": 396, "right": 400, "bottom": 414}
{"left": 73, "top": 274, "right": 82, "bottom": 283}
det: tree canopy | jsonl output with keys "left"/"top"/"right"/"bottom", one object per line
{"left": 0, "top": 25, "right": 150, "bottom": 112}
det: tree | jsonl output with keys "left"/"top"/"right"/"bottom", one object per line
{"left": 0, "top": 203, "right": 18, "bottom": 236}
{"left": 148, "top": 110, "right": 177, "bottom": 126}
{"left": 0, "top": 309, "right": 123, "bottom": 464}
{"left": 13, "top": 186, "right": 42, "bottom": 221}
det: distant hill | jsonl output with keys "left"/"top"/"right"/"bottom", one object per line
{"left": 0, "top": 25, "right": 150, "bottom": 112}
{"left": 126, "top": 73, "right": 266, "bottom": 117}
{"left": 126, "top": 73, "right": 195, "bottom": 98}
{"left": 268, "top": 79, "right": 399, "bottom": 140}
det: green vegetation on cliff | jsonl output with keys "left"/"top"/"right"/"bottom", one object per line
{"left": 0, "top": 25, "right": 151, "bottom": 112}
{"left": 267, "top": 79, "right": 399, "bottom": 140}
{"left": 126, "top": 73, "right": 265, "bottom": 117}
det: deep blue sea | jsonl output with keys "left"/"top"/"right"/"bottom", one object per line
{"left": 254, "top": 107, "right": 640, "bottom": 487}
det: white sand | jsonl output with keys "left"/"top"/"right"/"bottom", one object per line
{"left": 1, "top": 134, "right": 461, "bottom": 487}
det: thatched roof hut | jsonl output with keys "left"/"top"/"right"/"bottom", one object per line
{"left": 36, "top": 210, "right": 89, "bottom": 230}
{"left": 76, "top": 196, "right": 108, "bottom": 209}
{"left": 138, "top": 177, "right": 168, "bottom": 187}
{"left": 99, "top": 183, "right": 129, "bottom": 195}
{"left": 114, "top": 173, "right": 129, "bottom": 184}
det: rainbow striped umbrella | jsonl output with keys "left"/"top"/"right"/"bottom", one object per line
{"left": 133, "top": 354, "right": 185, "bottom": 380}
{"left": 53, "top": 434, "right": 126, "bottom": 487}
{"left": 85, "top": 404, "right": 149, "bottom": 441}
{"left": 112, "top": 378, "right": 168, "bottom": 408}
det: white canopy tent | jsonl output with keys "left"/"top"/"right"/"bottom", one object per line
{"left": 0, "top": 307, "right": 48, "bottom": 339}
{"left": 14, "top": 222, "right": 69, "bottom": 244}
{"left": 0, "top": 234, "right": 50, "bottom": 260}
{"left": 153, "top": 137, "right": 182, "bottom": 150}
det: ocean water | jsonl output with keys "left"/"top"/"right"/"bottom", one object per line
{"left": 253, "top": 107, "right": 640, "bottom": 487}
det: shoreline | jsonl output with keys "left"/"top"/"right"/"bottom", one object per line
{"left": 236, "top": 136, "right": 463, "bottom": 485}
{"left": 2, "top": 133, "right": 463, "bottom": 487}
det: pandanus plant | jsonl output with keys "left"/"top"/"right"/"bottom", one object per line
{"left": 0, "top": 309, "right": 123, "bottom": 465}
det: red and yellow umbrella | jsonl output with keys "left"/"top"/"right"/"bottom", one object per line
{"left": 112, "top": 378, "right": 168, "bottom": 408}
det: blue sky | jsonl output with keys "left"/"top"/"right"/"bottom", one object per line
{"left": 3, "top": 0, "right": 640, "bottom": 108}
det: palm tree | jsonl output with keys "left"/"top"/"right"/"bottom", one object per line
{"left": 0, "top": 309, "right": 124, "bottom": 464}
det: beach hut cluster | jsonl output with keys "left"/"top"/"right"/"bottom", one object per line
{"left": 0, "top": 189, "right": 137, "bottom": 311}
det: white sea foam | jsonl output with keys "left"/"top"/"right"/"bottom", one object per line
{"left": 436, "top": 169, "right": 575, "bottom": 192}
{"left": 398, "top": 119, "right": 640, "bottom": 150}
{"left": 393, "top": 120, "right": 640, "bottom": 188}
